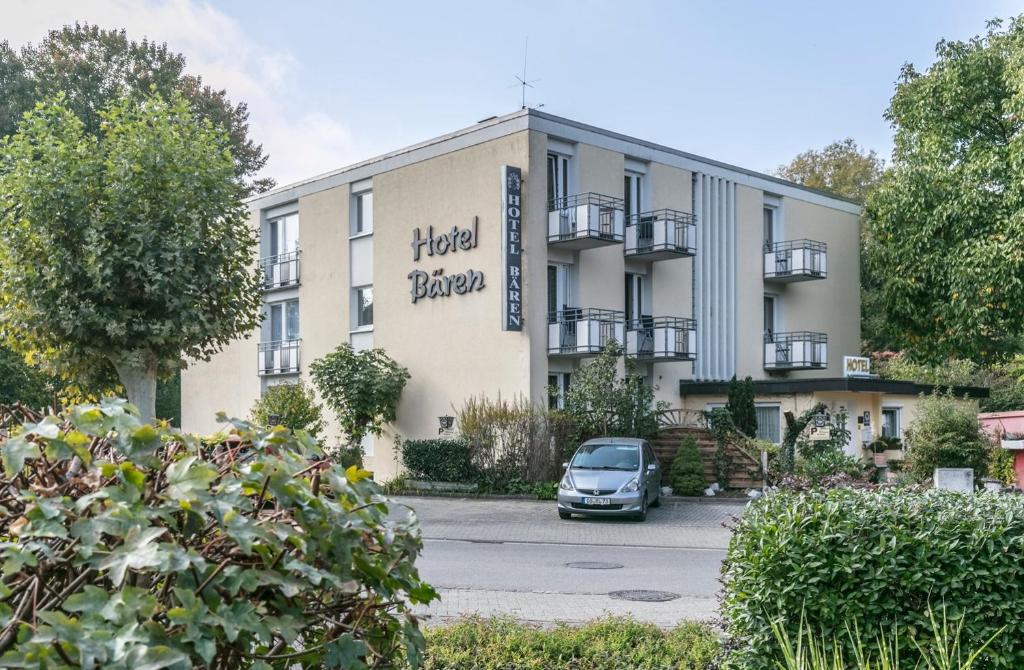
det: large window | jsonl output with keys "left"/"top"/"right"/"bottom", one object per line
{"left": 354, "top": 286, "right": 373, "bottom": 328}
{"left": 763, "top": 295, "right": 777, "bottom": 338}
{"left": 624, "top": 172, "right": 643, "bottom": 219}
{"left": 625, "top": 273, "right": 645, "bottom": 323}
{"left": 763, "top": 206, "right": 775, "bottom": 247}
{"left": 755, "top": 404, "right": 781, "bottom": 444}
{"left": 547, "top": 263, "right": 572, "bottom": 322}
{"left": 268, "top": 213, "right": 299, "bottom": 257}
{"left": 354, "top": 190, "right": 373, "bottom": 235}
{"left": 268, "top": 299, "right": 299, "bottom": 342}
{"left": 548, "top": 372, "right": 571, "bottom": 409}
{"left": 547, "top": 153, "right": 569, "bottom": 204}
{"left": 882, "top": 407, "right": 902, "bottom": 439}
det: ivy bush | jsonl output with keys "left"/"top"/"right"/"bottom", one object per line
{"left": 0, "top": 399, "right": 436, "bottom": 668}
{"left": 670, "top": 437, "right": 705, "bottom": 496}
{"left": 722, "top": 489, "right": 1024, "bottom": 669}
{"left": 400, "top": 439, "right": 477, "bottom": 483}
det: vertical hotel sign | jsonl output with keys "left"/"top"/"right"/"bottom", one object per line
{"left": 501, "top": 166, "right": 523, "bottom": 331}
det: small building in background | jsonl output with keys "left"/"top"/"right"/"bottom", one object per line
{"left": 978, "top": 411, "right": 1024, "bottom": 489}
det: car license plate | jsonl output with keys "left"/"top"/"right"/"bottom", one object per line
{"left": 583, "top": 497, "right": 611, "bottom": 505}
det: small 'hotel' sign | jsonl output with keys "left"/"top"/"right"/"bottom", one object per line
{"left": 843, "top": 355, "right": 871, "bottom": 378}
{"left": 501, "top": 165, "right": 523, "bottom": 331}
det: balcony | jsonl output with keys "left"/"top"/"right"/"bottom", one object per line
{"left": 764, "top": 331, "right": 827, "bottom": 371}
{"left": 626, "top": 316, "right": 697, "bottom": 362}
{"left": 261, "top": 250, "right": 301, "bottom": 290}
{"left": 548, "top": 193, "right": 624, "bottom": 249}
{"left": 548, "top": 308, "right": 625, "bottom": 357}
{"left": 624, "top": 210, "right": 697, "bottom": 260}
{"left": 764, "top": 240, "right": 826, "bottom": 282}
{"left": 258, "top": 339, "right": 301, "bottom": 375}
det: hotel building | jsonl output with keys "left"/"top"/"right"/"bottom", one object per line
{"left": 181, "top": 109, "right": 985, "bottom": 479}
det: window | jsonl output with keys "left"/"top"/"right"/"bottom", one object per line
{"left": 354, "top": 286, "right": 373, "bottom": 328}
{"left": 268, "top": 299, "right": 299, "bottom": 341}
{"left": 547, "top": 263, "right": 572, "bottom": 322}
{"left": 547, "top": 372, "right": 571, "bottom": 409}
{"left": 763, "top": 206, "right": 775, "bottom": 247}
{"left": 267, "top": 213, "right": 299, "bottom": 257}
{"left": 882, "top": 407, "right": 902, "bottom": 439}
{"left": 624, "top": 173, "right": 643, "bottom": 219}
{"left": 755, "top": 404, "right": 781, "bottom": 443}
{"left": 354, "top": 191, "right": 373, "bottom": 234}
{"left": 547, "top": 153, "right": 569, "bottom": 204}
{"left": 625, "top": 273, "right": 645, "bottom": 323}
{"left": 763, "top": 295, "right": 776, "bottom": 337}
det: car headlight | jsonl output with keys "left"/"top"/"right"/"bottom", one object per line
{"left": 619, "top": 476, "right": 640, "bottom": 493}
{"left": 559, "top": 472, "right": 575, "bottom": 491}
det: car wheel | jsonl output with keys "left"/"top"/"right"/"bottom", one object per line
{"left": 635, "top": 495, "right": 648, "bottom": 522}
{"left": 558, "top": 510, "right": 572, "bottom": 520}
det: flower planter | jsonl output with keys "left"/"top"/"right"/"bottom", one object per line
{"left": 872, "top": 452, "right": 888, "bottom": 468}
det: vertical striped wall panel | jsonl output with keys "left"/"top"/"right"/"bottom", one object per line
{"left": 693, "top": 173, "right": 736, "bottom": 381}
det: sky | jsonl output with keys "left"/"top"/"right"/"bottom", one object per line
{"left": 4, "top": 0, "right": 1024, "bottom": 188}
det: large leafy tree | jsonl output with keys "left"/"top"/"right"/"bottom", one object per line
{"left": 773, "top": 138, "right": 883, "bottom": 203}
{"left": 864, "top": 17, "right": 1024, "bottom": 363}
{"left": 0, "top": 93, "right": 264, "bottom": 422}
{"left": 0, "top": 23, "right": 271, "bottom": 196}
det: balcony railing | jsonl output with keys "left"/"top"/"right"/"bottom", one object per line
{"left": 764, "top": 240, "right": 826, "bottom": 282}
{"left": 261, "top": 250, "right": 301, "bottom": 290}
{"left": 548, "top": 193, "right": 624, "bottom": 249}
{"left": 626, "top": 316, "right": 697, "bottom": 361}
{"left": 764, "top": 331, "right": 827, "bottom": 370}
{"left": 258, "top": 339, "right": 301, "bottom": 375}
{"left": 548, "top": 308, "right": 625, "bottom": 356}
{"left": 624, "top": 210, "right": 697, "bottom": 260}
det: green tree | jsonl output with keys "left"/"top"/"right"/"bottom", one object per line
{"left": 0, "top": 346, "right": 54, "bottom": 409}
{"left": 905, "top": 392, "right": 990, "bottom": 482}
{"left": 864, "top": 17, "right": 1024, "bottom": 363}
{"left": 0, "top": 93, "right": 263, "bottom": 423}
{"left": 670, "top": 436, "right": 706, "bottom": 496}
{"left": 310, "top": 344, "right": 411, "bottom": 448}
{"left": 773, "top": 138, "right": 884, "bottom": 203}
{"left": 726, "top": 375, "right": 758, "bottom": 438}
{"left": 0, "top": 23, "right": 271, "bottom": 196}
{"left": 249, "top": 381, "right": 326, "bottom": 438}
{"left": 562, "top": 341, "right": 665, "bottom": 439}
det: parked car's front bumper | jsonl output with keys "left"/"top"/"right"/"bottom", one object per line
{"left": 556, "top": 490, "right": 644, "bottom": 515}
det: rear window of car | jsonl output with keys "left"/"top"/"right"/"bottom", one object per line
{"left": 571, "top": 444, "right": 639, "bottom": 471}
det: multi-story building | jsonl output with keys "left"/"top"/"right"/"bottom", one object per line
{"left": 181, "top": 109, "right": 985, "bottom": 478}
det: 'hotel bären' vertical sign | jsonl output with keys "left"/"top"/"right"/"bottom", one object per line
{"left": 501, "top": 165, "right": 523, "bottom": 331}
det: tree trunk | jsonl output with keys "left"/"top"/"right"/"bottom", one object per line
{"left": 112, "top": 357, "right": 159, "bottom": 424}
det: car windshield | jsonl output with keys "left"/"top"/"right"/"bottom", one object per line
{"left": 571, "top": 444, "right": 639, "bottom": 471}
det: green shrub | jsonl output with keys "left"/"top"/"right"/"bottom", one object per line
{"left": 0, "top": 398, "right": 436, "bottom": 668}
{"left": 421, "top": 616, "right": 720, "bottom": 670}
{"left": 726, "top": 375, "right": 757, "bottom": 438}
{"left": 722, "top": 489, "right": 1024, "bottom": 669}
{"left": 905, "top": 392, "right": 989, "bottom": 482}
{"left": 401, "top": 438, "right": 477, "bottom": 482}
{"left": 989, "top": 447, "right": 1016, "bottom": 485}
{"left": 248, "top": 380, "right": 325, "bottom": 437}
{"left": 671, "top": 436, "right": 706, "bottom": 496}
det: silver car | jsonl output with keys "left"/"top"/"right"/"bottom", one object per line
{"left": 557, "top": 438, "right": 662, "bottom": 521}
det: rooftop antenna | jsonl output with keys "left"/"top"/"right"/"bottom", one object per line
{"left": 513, "top": 37, "right": 540, "bottom": 109}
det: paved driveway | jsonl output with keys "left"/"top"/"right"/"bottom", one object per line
{"left": 391, "top": 496, "right": 744, "bottom": 626}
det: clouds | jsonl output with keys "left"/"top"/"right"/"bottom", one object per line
{"left": 2, "top": 0, "right": 358, "bottom": 187}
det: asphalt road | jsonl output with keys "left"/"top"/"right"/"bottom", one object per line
{"left": 391, "top": 495, "right": 742, "bottom": 626}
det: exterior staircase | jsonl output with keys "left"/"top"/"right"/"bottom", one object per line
{"left": 651, "top": 424, "right": 765, "bottom": 490}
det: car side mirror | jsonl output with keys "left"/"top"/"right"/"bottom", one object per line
{"left": 562, "top": 462, "right": 569, "bottom": 469}
{"left": 647, "top": 463, "right": 657, "bottom": 471}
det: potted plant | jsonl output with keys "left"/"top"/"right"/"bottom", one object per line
{"left": 868, "top": 438, "right": 889, "bottom": 467}
{"left": 1001, "top": 431, "right": 1024, "bottom": 451}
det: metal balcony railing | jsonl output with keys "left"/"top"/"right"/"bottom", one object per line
{"left": 258, "top": 339, "right": 301, "bottom": 375}
{"left": 547, "top": 308, "right": 625, "bottom": 356}
{"left": 626, "top": 316, "right": 697, "bottom": 361}
{"left": 624, "top": 210, "right": 697, "bottom": 260}
{"left": 261, "top": 250, "right": 301, "bottom": 290}
{"left": 547, "top": 193, "right": 624, "bottom": 248}
{"left": 764, "top": 240, "right": 826, "bottom": 282}
{"left": 763, "top": 331, "right": 827, "bottom": 370}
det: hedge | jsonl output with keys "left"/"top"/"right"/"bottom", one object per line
{"left": 420, "top": 616, "right": 720, "bottom": 670}
{"left": 722, "top": 489, "right": 1024, "bottom": 669}
{"left": 400, "top": 438, "right": 477, "bottom": 482}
